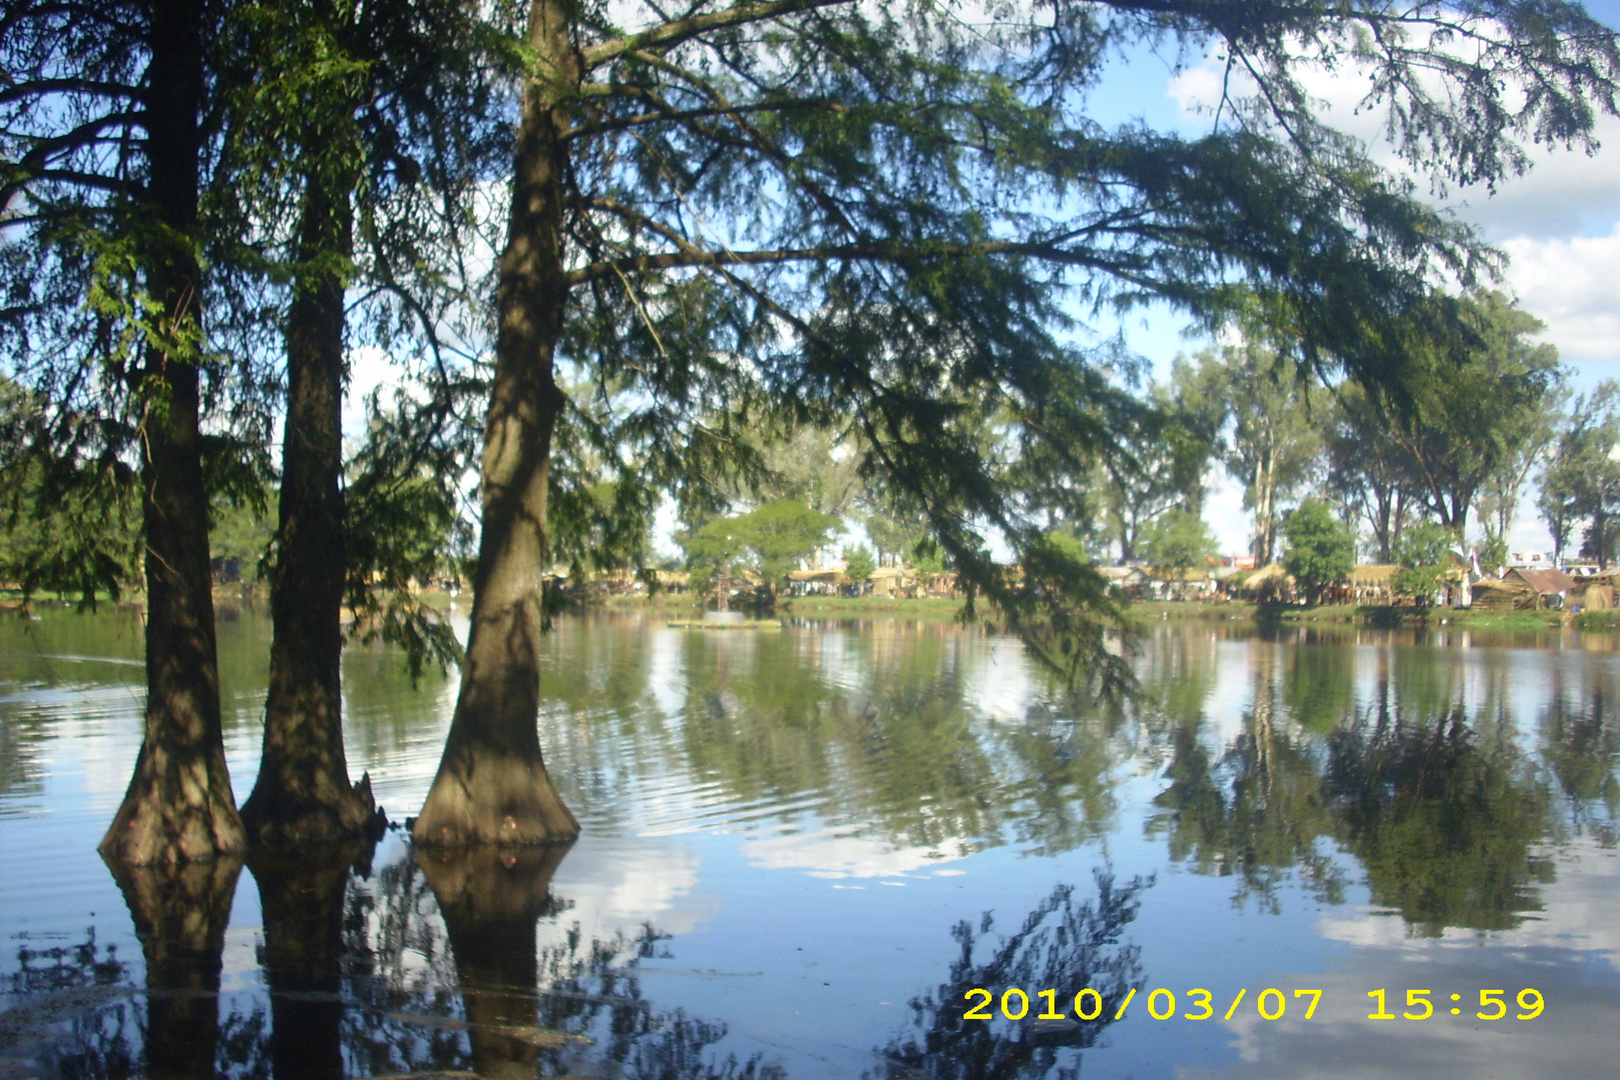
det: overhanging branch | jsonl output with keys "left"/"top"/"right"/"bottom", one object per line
{"left": 583, "top": 0, "right": 855, "bottom": 69}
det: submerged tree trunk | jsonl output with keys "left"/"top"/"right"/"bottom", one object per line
{"left": 241, "top": 162, "right": 378, "bottom": 845}
{"left": 413, "top": 0, "right": 579, "bottom": 846}
{"left": 249, "top": 844, "right": 363, "bottom": 1080}
{"left": 418, "top": 844, "right": 572, "bottom": 1079}
{"left": 105, "top": 855, "right": 243, "bottom": 1079}
{"left": 100, "top": 0, "right": 245, "bottom": 865}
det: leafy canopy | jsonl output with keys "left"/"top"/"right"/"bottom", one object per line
{"left": 1140, "top": 509, "right": 1216, "bottom": 575}
{"left": 1282, "top": 497, "right": 1355, "bottom": 605}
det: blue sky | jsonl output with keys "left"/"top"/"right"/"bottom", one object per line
{"left": 1071, "top": 4, "right": 1620, "bottom": 556}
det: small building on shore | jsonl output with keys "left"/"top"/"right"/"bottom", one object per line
{"left": 1348, "top": 564, "right": 1400, "bottom": 604}
{"left": 1475, "top": 567, "right": 1581, "bottom": 610}
{"left": 1146, "top": 567, "right": 1215, "bottom": 601}
{"left": 1096, "top": 565, "right": 1149, "bottom": 596}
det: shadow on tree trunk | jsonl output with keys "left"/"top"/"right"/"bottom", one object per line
{"left": 103, "top": 853, "right": 242, "bottom": 1080}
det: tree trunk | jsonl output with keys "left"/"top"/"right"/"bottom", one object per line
{"left": 241, "top": 159, "right": 378, "bottom": 845}
{"left": 413, "top": 0, "right": 580, "bottom": 846}
{"left": 100, "top": 0, "right": 246, "bottom": 865}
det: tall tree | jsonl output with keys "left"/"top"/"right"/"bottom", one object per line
{"left": 1101, "top": 380, "right": 1216, "bottom": 563}
{"left": 1540, "top": 382, "right": 1620, "bottom": 568}
{"left": 228, "top": 0, "right": 494, "bottom": 844}
{"left": 1324, "top": 381, "right": 1419, "bottom": 563}
{"left": 1377, "top": 291, "right": 1563, "bottom": 537}
{"left": 398, "top": 0, "right": 1620, "bottom": 844}
{"left": 2, "top": 0, "right": 496, "bottom": 859}
{"left": 0, "top": 0, "right": 266, "bottom": 864}
{"left": 1191, "top": 340, "right": 1322, "bottom": 566}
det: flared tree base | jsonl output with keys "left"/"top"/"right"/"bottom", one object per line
{"left": 411, "top": 750, "right": 579, "bottom": 846}
{"left": 241, "top": 771, "right": 385, "bottom": 847}
{"left": 99, "top": 749, "right": 246, "bottom": 866}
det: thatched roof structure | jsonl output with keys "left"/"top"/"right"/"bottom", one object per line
{"left": 1149, "top": 567, "right": 1211, "bottom": 582}
{"left": 788, "top": 569, "right": 850, "bottom": 584}
{"left": 1244, "top": 563, "right": 1294, "bottom": 590}
{"left": 1350, "top": 564, "right": 1400, "bottom": 585}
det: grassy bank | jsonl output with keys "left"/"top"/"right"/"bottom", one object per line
{"left": 595, "top": 591, "right": 1616, "bottom": 632}
{"left": 1132, "top": 599, "right": 1610, "bottom": 632}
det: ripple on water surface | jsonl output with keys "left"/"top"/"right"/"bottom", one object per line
{"left": 3, "top": 609, "right": 1620, "bottom": 1080}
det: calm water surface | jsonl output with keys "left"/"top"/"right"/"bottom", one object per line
{"left": 2, "top": 607, "right": 1618, "bottom": 1078}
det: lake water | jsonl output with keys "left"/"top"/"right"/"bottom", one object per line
{"left": 2, "top": 606, "right": 1618, "bottom": 1079}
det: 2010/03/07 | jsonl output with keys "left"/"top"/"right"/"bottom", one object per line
{"left": 963, "top": 987, "right": 1547, "bottom": 1022}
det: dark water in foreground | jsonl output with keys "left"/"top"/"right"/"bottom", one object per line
{"left": 2, "top": 607, "right": 1619, "bottom": 1079}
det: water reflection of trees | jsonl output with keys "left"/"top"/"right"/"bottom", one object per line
{"left": 10, "top": 842, "right": 781, "bottom": 1080}
{"left": 529, "top": 618, "right": 1120, "bottom": 859}
{"left": 871, "top": 870, "right": 1150, "bottom": 1080}
{"left": 1146, "top": 641, "right": 1560, "bottom": 933}
{"left": 1147, "top": 645, "right": 1344, "bottom": 912}
{"left": 673, "top": 626, "right": 1118, "bottom": 857}
{"left": 1326, "top": 705, "right": 1553, "bottom": 935}
{"left": 1539, "top": 670, "right": 1619, "bottom": 847}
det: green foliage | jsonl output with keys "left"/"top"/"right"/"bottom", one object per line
{"left": 343, "top": 391, "right": 472, "bottom": 677}
{"left": 1372, "top": 292, "right": 1565, "bottom": 533}
{"left": 1098, "top": 379, "right": 1219, "bottom": 563}
{"left": 1391, "top": 522, "right": 1457, "bottom": 604}
{"left": 0, "top": 380, "right": 142, "bottom": 603}
{"left": 1186, "top": 340, "right": 1321, "bottom": 564}
{"left": 5, "top": 0, "right": 1620, "bottom": 693}
{"left": 842, "top": 545, "right": 875, "bottom": 583}
{"left": 210, "top": 488, "right": 277, "bottom": 581}
{"left": 1324, "top": 380, "right": 1419, "bottom": 564}
{"left": 1282, "top": 498, "right": 1356, "bottom": 605}
{"left": 680, "top": 499, "right": 840, "bottom": 590}
{"left": 1539, "top": 382, "right": 1620, "bottom": 565}
{"left": 1476, "top": 534, "right": 1510, "bottom": 577}
{"left": 1140, "top": 510, "right": 1216, "bottom": 574}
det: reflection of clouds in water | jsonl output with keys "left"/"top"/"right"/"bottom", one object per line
{"left": 961, "top": 637, "right": 1039, "bottom": 722}
{"left": 1190, "top": 950, "right": 1620, "bottom": 1080}
{"left": 1181, "top": 843, "right": 1620, "bottom": 1080}
{"left": 740, "top": 828, "right": 967, "bottom": 879}
{"left": 1317, "top": 841, "right": 1620, "bottom": 973}
{"left": 645, "top": 626, "right": 688, "bottom": 720}
{"left": 543, "top": 837, "right": 716, "bottom": 949}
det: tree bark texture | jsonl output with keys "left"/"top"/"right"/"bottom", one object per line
{"left": 413, "top": 0, "right": 580, "bottom": 846}
{"left": 105, "top": 854, "right": 243, "bottom": 1079}
{"left": 100, "top": 0, "right": 246, "bottom": 865}
{"left": 417, "top": 843, "right": 572, "bottom": 1079}
{"left": 242, "top": 165, "right": 379, "bottom": 845}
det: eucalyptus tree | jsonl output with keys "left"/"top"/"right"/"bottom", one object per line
{"left": 412, "top": 0, "right": 1620, "bottom": 845}
{"left": 1540, "top": 382, "right": 1620, "bottom": 568}
{"left": 1324, "top": 380, "right": 1419, "bottom": 563}
{"left": 1100, "top": 379, "right": 1215, "bottom": 563}
{"left": 1189, "top": 339, "right": 1322, "bottom": 566}
{"left": 1375, "top": 290, "right": 1563, "bottom": 537}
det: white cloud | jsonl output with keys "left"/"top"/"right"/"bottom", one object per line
{"left": 1181, "top": 844, "right": 1620, "bottom": 1080}
{"left": 741, "top": 828, "right": 968, "bottom": 878}
{"left": 1500, "top": 225, "right": 1620, "bottom": 364}
{"left": 1164, "top": 39, "right": 1620, "bottom": 355}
